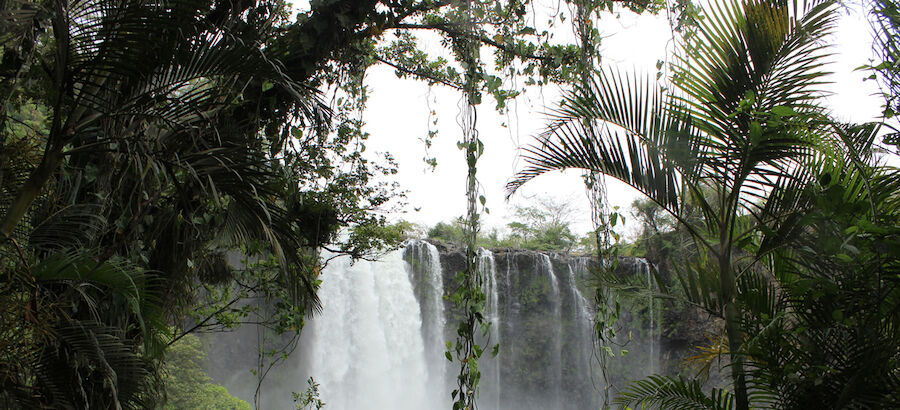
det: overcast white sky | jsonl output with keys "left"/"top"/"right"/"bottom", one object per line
{"left": 360, "top": 3, "right": 884, "bottom": 238}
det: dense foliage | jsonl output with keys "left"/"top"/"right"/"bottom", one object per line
{"left": 510, "top": 0, "right": 900, "bottom": 408}
{"left": 2, "top": 0, "right": 896, "bottom": 408}
{"left": 0, "top": 0, "right": 430, "bottom": 407}
{"left": 0, "top": 0, "right": 400, "bottom": 406}
{"left": 0, "top": 0, "right": 663, "bottom": 407}
{"left": 159, "top": 334, "right": 249, "bottom": 410}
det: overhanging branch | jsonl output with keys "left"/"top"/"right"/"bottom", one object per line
{"left": 373, "top": 55, "right": 464, "bottom": 89}
{"left": 391, "top": 22, "right": 551, "bottom": 62}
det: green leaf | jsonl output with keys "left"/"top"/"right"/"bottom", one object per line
{"left": 770, "top": 105, "right": 796, "bottom": 117}
{"left": 832, "top": 310, "right": 843, "bottom": 322}
{"left": 749, "top": 121, "right": 763, "bottom": 140}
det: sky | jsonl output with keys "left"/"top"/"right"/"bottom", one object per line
{"left": 360, "top": 2, "right": 885, "bottom": 238}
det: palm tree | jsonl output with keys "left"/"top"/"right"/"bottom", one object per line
{"left": 743, "top": 131, "right": 900, "bottom": 408}
{"left": 611, "top": 124, "right": 900, "bottom": 408}
{"left": 0, "top": 0, "right": 333, "bottom": 307}
{"left": 507, "top": 0, "right": 848, "bottom": 407}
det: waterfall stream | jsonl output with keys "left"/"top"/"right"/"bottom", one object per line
{"left": 405, "top": 241, "right": 449, "bottom": 396}
{"left": 478, "top": 248, "right": 502, "bottom": 410}
{"left": 538, "top": 253, "right": 563, "bottom": 406}
{"left": 299, "top": 242, "right": 605, "bottom": 410}
{"left": 207, "top": 241, "right": 641, "bottom": 409}
{"left": 301, "top": 248, "right": 441, "bottom": 410}
{"left": 633, "top": 258, "right": 658, "bottom": 376}
{"left": 648, "top": 264, "right": 656, "bottom": 375}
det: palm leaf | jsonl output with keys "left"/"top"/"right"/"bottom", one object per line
{"left": 507, "top": 68, "right": 693, "bottom": 215}
{"left": 30, "top": 319, "right": 160, "bottom": 410}
{"left": 28, "top": 204, "right": 106, "bottom": 252}
{"left": 615, "top": 375, "right": 735, "bottom": 410}
{"left": 31, "top": 252, "right": 170, "bottom": 357}
{"left": 508, "top": 2, "right": 848, "bottom": 409}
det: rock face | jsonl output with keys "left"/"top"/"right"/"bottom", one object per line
{"left": 409, "top": 241, "right": 600, "bottom": 410}
{"left": 411, "top": 240, "right": 717, "bottom": 409}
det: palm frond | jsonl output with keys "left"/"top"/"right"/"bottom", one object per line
{"left": 62, "top": 0, "right": 328, "bottom": 143}
{"left": 615, "top": 374, "right": 734, "bottom": 410}
{"left": 675, "top": 0, "right": 837, "bottom": 132}
{"left": 28, "top": 204, "right": 106, "bottom": 252}
{"left": 684, "top": 334, "right": 730, "bottom": 382}
{"left": 30, "top": 319, "right": 160, "bottom": 410}
{"left": 671, "top": 0, "right": 838, "bottom": 214}
{"left": 674, "top": 250, "right": 726, "bottom": 316}
{"left": 508, "top": 68, "right": 692, "bottom": 215}
{"left": 31, "top": 252, "right": 170, "bottom": 357}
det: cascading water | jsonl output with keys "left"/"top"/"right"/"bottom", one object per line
{"left": 298, "top": 247, "right": 445, "bottom": 410}
{"left": 205, "top": 242, "right": 632, "bottom": 410}
{"left": 483, "top": 249, "right": 601, "bottom": 410}
{"left": 478, "top": 248, "right": 502, "bottom": 410}
{"left": 538, "top": 253, "right": 563, "bottom": 405}
{"left": 404, "top": 240, "right": 449, "bottom": 395}
{"left": 647, "top": 262, "right": 656, "bottom": 375}
{"left": 632, "top": 258, "right": 658, "bottom": 375}
{"left": 566, "top": 257, "right": 595, "bottom": 391}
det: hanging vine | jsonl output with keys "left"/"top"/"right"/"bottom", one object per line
{"left": 567, "top": 1, "right": 619, "bottom": 406}
{"left": 571, "top": 2, "right": 690, "bottom": 406}
{"left": 449, "top": 0, "right": 487, "bottom": 407}
{"left": 571, "top": 1, "right": 663, "bottom": 406}
{"left": 341, "top": 1, "right": 676, "bottom": 408}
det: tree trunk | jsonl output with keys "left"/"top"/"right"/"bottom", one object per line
{"left": 725, "top": 301, "right": 748, "bottom": 409}
{"left": 0, "top": 147, "right": 63, "bottom": 239}
{"left": 720, "top": 252, "right": 749, "bottom": 410}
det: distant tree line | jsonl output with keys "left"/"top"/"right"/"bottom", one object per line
{"left": 426, "top": 197, "right": 597, "bottom": 254}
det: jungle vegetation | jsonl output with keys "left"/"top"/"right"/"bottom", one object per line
{"left": 509, "top": 0, "right": 900, "bottom": 408}
{"left": 0, "top": 0, "right": 898, "bottom": 409}
{"left": 0, "top": 0, "right": 658, "bottom": 407}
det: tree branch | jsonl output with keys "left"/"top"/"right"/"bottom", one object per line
{"left": 391, "top": 22, "right": 551, "bottom": 62}
{"left": 373, "top": 55, "right": 464, "bottom": 89}
{"left": 169, "top": 294, "right": 246, "bottom": 346}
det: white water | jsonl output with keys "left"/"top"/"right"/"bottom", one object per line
{"left": 567, "top": 258, "right": 593, "bottom": 321}
{"left": 478, "top": 248, "right": 502, "bottom": 410}
{"left": 539, "top": 254, "right": 563, "bottom": 404}
{"left": 205, "top": 245, "right": 642, "bottom": 409}
{"left": 406, "top": 241, "right": 449, "bottom": 396}
{"left": 636, "top": 258, "right": 658, "bottom": 375}
{"left": 301, "top": 248, "right": 445, "bottom": 409}
{"left": 293, "top": 244, "right": 607, "bottom": 410}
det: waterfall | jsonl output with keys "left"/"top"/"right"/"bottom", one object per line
{"left": 648, "top": 265, "right": 656, "bottom": 375}
{"left": 538, "top": 254, "right": 563, "bottom": 405}
{"left": 205, "top": 243, "right": 611, "bottom": 410}
{"left": 478, "top": 248, "right": 501, "bottom": 410}
{"left": 404, "top": 240, "right": 449, "bottom": 396}
{"left": 636, "top": 258, "right": 657, "bottom": 375}
{"left": 567, "top": 257, "right": 593, "bottom": 321}
{"left": 300, "top": 248, "right": 443, "bottom": 410}
{"left": 566, "top": 258, "right": 594, "bottom": 388}
{"left": 500, "top": 251, "right": 519, "bottom": 409}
